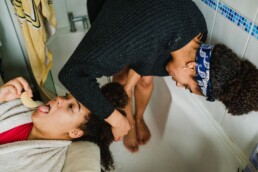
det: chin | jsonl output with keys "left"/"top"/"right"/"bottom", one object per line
{"left": 31, "top": 110, "right": 43, "bottom": 124}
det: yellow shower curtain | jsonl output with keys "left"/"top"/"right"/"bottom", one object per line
{"left": 11, "top": 0, "right": 56, "bottom": 86}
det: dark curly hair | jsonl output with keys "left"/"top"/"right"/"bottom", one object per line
{"left": 73, "top": 82, "right": 128, "bottom": 171}
{"left": 210, "top": 44, "right": 258, "bottom": 115}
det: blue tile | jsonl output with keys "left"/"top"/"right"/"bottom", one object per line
{"left": 202, "top": 1, "right": 258, "bottom": 40}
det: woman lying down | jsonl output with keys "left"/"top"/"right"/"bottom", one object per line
{"left": 0, "top": 77, "right": 126, "bottom": 172}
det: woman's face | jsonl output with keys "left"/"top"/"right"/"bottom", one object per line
{"left": 166, "top": 60, "right": 203, "bottom": 96}
{"left": 165, "top": 33, "right": 204, "bottom": 96}
{"left": 31, "top": 93, "right": 90, "bottom": 140}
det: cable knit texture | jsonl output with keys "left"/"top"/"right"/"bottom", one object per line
{"left": 59, "top": 0, "right": 207, "bottom": 119}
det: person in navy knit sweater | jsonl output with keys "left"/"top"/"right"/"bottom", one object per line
{"left": 59, "top": 0, "right": 207, "bottom": 151}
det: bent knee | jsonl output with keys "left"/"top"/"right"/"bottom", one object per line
{"left": 137, "top": 76, "right": 153, "bottom": 87}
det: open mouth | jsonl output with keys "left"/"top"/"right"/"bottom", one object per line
{"left": 38, "top": 104, "right": 51, "bottom": 113}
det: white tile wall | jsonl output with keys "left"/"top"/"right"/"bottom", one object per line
{"left": 193, "top": 0, "right": 219, "bottom": 42}
{"left": 221, "top": 0, "right": 258, "bottom": 20}
{"left": 211, "top": 14, "right": 249, "bottom": 57}
{"left": 245, "top": 36, "right": 258, "bottom": 65}
{"left": 244, "top": 10, "right": 258, "bottom": 64}
{"left": 198, "top": 0, "right": 258, "bottom": 159}
{"left": 221, "top": 111, "right": 258, "bottom": 157}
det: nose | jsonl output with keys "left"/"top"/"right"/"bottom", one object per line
{"left": 55, "top": 96, "right": 67, "bottom": 107}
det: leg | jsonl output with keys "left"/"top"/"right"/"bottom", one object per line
{"left": 113, "top": 68, "right": 139, "bottom": 152}
{"left": 134, "top": 76, "right": 153, "bottom": 145}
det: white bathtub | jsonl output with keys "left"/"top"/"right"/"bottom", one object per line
{"left": 110, "top": 77, "right": 248, "bottom": 172}
{"left": 48, "top": 27, "right": 248, "bottom": 172}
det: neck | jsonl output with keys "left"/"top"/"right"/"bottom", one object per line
{"left": 171, "top": 39, "right": 200, "bottom": 65}
{"left": 28, "top": 126, "right": 43, "bottom": 140}
{"left": 28, "top": 126, "right": 71, "bottom": 141}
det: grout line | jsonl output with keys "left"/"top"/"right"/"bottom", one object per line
{"left": 220, "top": 108, "right": 226, "bottom": 126}
{"left": 201, "top": 0, "right": 258, "bottom": 41}
{"left": 241, "top": 8, "right": 258, "bottom": 58}
{"left": 208, "top": 0, "right": 219, "bottom": 43}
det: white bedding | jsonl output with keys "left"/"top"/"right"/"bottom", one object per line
{"left": 62, "top": 141, "right": 101, "bottom": 172}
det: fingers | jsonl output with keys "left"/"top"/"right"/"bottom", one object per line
{"left": 16, "top": 77, "right": 32, "bottom": 97}
{"left": 6, "top": 77, "right": 32, "bottom": 97}
{"left": 105, "top": 110, "right": 131, "bottom": 142}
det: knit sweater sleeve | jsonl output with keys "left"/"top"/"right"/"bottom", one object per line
{"left": 58, "top": 62, "right": 115, "bottom": 120}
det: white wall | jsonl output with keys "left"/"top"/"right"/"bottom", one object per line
{"left": 193, "top": 0, "right": 258, "bottom": 158}
{"left": 53, "top": 0, "right": 88, "bottom": 29}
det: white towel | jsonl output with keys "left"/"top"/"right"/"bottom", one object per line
{"left": 0, "top": 140, "right": 71, "bottom": 172}
{"left": 0, "top": 99, "right": 71, "bottom": 172}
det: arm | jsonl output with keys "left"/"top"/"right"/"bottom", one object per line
{"left": 0, "top": 77, "right": 32, "bottom": 103}
{"left": 59, "top": 63, "right": 131, "bottom": 141}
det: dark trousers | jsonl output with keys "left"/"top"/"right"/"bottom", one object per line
{"left": 87, "top": 0, "right": 106, "bottom": 24}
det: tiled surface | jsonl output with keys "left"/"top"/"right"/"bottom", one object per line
{"left": 218, "top": 2, "right": 253, "bottom": 34}
{"left": 193, "top": 0, "right": 218, "bottom": 43}
{"left": 197, "top": 98, "right": 226, "bottom": 125}
{"left": 252, "top": 23, "right": 258, "bottom": 40}
{"left": 211, "top": 13, "right": 249, "bottom": 57}
{"left": 201, "top": 0, "right": 258, "bottom": 160}
{"left": 244, "top": 36, "right": 258, "bottom": 65}
{"left": 221, "top": 0, "right": 258, "bottom": 20}
{"left": 245, "top": 10, "right": 258, "bottom": 64}
{"left": 201, "top": 0, "right": 218, "bottom": 10}
{"left": 201, "top": 0, "right": 258, "bottom": 41}
{"left": 221, "top": 111, "right": 258, "bottom": 157}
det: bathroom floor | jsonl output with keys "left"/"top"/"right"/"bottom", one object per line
{"left": 110, "top": 77, "right": 244, "bottom": 172}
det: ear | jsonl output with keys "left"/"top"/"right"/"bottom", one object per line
{"left": 68, "top": 129, "right": 84, "bottom": 139}
{"left": 186, "top": 61, "right": 196, "bottom": 70}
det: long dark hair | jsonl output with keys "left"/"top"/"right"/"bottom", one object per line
{"left": 73, "top": 82, "right": 129, "bottom": 171}
{"left": 210, "top": 44, "right": 258, "bottom": 115}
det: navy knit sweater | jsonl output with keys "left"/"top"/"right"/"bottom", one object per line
{"left": 59, "top": 0, "right": 207, "bottom": 119}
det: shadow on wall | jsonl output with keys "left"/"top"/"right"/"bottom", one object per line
{"left": 149, "top": 77, "right": 171, "bottom": 138}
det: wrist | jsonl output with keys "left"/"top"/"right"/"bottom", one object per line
{"left": 104, "top": 109, "right": 123, "bottom": 127}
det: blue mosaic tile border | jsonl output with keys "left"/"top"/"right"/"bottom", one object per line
{"left": 218, "top": 2, "right": 253, "bottom": 33}
{"left": 252, "top": 24, "right": 258, "bottom": 40}
{"left": 201, "top": 0, "right": 217, "bottom": 10}
{"left": 201, "top": 0, "right": 258, "bottom": 41}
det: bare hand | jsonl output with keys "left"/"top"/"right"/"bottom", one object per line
{"left": 0, "top": 77, "right": 33, "bottom": 102}
{"left": 105, "top": 109, "right": 131, "bottom": 141}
